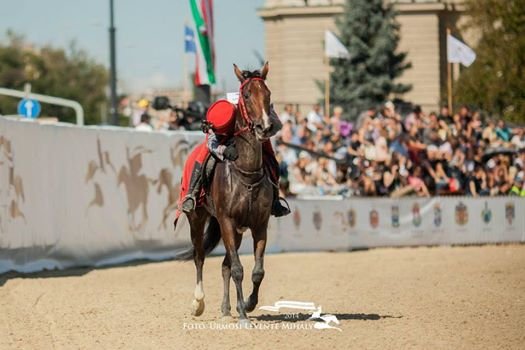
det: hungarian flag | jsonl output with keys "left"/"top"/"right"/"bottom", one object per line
{"left": 189, "top": 0, "right": 216, "bottom": 85}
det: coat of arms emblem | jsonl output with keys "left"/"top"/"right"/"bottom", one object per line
{"left": 313, "top": 207, "right": 322, "bottom": 231}
{"left": 347, "top": 208, "right": 356, "bottom": 228}
{"left": 293, "top": 206, "right": 301, "bottom": 229}
{"left": 433, "top": 203, "right": 442, "bottom": 227}
{"left": 481, "top": 202, "right": 492, "bottom": 224}
{"left": 369, "top": 209, "right": 379, "bottom": 229}
{"left": 391, "top": 205, "right": 399, "bottom": 228}
{"left": 505, "top": 202, "right": 515, "bottom": 225}
{"left": 412, "top": 203, "right": 422, "bottom": 227}
{"left": 455, "top": 201, "right": 468, "bottom": 226}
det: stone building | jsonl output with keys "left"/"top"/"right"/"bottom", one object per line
{"left": 258, "top": 0, "right": 476, "bottom": 114}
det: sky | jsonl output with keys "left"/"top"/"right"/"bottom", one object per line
{"left": 0, "top": 0, "right": 266, "bottom": 94}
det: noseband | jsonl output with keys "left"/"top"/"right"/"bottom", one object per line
{"left": 234, "top": 77, "right": 266, "bottom": 137}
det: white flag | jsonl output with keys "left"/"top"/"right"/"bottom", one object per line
{"left": 325, "top": 30, "right": 350, "bottom": 59}
{"left": 447, "top": 34, "right": 476, "bottom": 67}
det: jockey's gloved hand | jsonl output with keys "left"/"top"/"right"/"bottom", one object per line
{"left": 201, "top": 121, "right": 213, "bottom": 134}
{"left": 223, "top": 145, "right": 239, "bottom": 161}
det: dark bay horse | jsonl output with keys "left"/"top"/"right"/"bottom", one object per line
{"left": 177, "top": 63, "right": 275, "bottom": 327}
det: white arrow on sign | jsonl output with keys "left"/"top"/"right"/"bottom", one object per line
{"left": 24, "top": 100, "right": 34, "bottom": 117}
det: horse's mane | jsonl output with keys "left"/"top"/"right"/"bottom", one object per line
{"left": 240, "top": 70, "right": 262, "bottom": 80}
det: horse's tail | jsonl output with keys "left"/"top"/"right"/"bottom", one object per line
{"left": 174, "top": 217, "right": 222, "bottom": 261}
{"left": 202, "top": 217, "right": 222, "bottom": 256}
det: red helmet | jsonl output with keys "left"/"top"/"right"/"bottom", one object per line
{"left": 206, "top": 99, "right": 236, "bottom": 135}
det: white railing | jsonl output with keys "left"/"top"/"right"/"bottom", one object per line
{"left": 0, "top": 87, "right": 84, "bottom": 125}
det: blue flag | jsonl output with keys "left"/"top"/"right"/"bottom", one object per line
{"left": 184, "top": 25, "right": 196, "bottom": 53}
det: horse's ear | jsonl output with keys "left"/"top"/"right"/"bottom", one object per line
{"left": 261, "top": 61, "right": 269, "bottom": 80}
{"left": 233, "top": 64, "right": 245, "bottom": 82}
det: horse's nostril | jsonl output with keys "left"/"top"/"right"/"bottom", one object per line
{"left": 254, "top": 124, "right": 272, "bottom": 137}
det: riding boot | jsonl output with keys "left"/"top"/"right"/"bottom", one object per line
{"left": 271, "top": 185, "right": 291, "bottom": 217}
{"left": 181, "top": 163, "right": 203, "bottom": 214}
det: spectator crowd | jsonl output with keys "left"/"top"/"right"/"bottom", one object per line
{"left": 274, "top": 102, "right": 525, "bottom": 198}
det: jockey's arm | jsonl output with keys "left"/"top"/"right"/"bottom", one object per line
{"left": 206, "top": 130, "right": 227, "bottom": 161}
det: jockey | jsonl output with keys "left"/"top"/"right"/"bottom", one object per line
{"left": 178, "top": 99, "right": 290, "bottom": 218}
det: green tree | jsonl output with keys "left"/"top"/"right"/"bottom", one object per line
{"left": 329, "top": 0, "right": 411, "bottom": 119}
{"left": 454, "top": 0, "right": 525, "bottom": 123}
{"left": 0, "top": 31, "right": 108, "bottom": 124}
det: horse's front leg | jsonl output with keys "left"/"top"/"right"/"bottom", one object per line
{"left": 221, "top": 227, "right": 244, "bottom": 319}
{"left": 189, "top": 212, "right": 208, "bottom": 317}
{"left": 219, "top": 218, "right": 250, "bottom": 327}
{"left": 245, "top": 224, "right": 267, "bottom": 313}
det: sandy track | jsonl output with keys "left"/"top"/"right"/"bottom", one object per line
{"left": 1, "top": 245, "right": 524, "bottom": 349}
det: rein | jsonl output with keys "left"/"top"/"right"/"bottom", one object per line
{"left": 228, "top": 161, "right": 267, "bottom": 216}
{"left": 230, "top": 161, "right": 266, "bottom": 190}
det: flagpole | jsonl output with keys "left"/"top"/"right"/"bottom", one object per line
{"left": 447, "top": 28, "right": 453, "bottom": 113}
{"left": 324, "top": 30, "right": 349, "bottom": 118}
{"left": 325, "top": 56, "right": 330, "bottom": 118}
{"left": 183, "top": 50, "right": 189, "bottom": 106}
{"left": 183, "top": 20, "right": 190, "bottom": 106}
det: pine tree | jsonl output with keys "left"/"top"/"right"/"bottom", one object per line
{"left": 330, "top": 0, "right": 411, "bottom": 119}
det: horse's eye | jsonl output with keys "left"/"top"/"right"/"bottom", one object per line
{"left": 243, "top": 92, "right": 250, "bottom": 99}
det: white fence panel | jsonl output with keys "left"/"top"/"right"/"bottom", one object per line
{"left": 1, "top": 118, "right": 523, "bottom": 273}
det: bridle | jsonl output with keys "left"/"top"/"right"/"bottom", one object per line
{"left": 230, "top": 76, "right": 268, "bottom": 188}
{"left": 234, "top": 77, "right": 267, "bottom": 137}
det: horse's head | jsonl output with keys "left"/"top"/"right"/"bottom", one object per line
{"left": 233, "top": 62, "right": 273, "bottom": 141}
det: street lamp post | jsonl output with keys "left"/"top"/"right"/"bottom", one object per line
{"left": 109, "top": 0, "right": 118, "bottom": 125}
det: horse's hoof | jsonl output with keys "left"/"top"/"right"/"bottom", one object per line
{"left": 191, "top": 299, "right": 205, "bottom": 317}
{"left": 221, "top": 315, "right": 234, "bottom": 323}
{"left": 238, "top": 319, "right": 252, "bottom": 329}
{"left": 245, "top": 305, "right": 254, "bottom": 313}
{"left": 244, "top": 298, "right": 257, "bottom": 313}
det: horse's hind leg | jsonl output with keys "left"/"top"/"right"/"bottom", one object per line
{"left": 221, "top": 254, "right": 232, "bottom": 318}
{"left": 189, "top": 212, "right": 208, "bottom": 317}
{"left": 245, "top": 225, "right": 267, "bottom": 313}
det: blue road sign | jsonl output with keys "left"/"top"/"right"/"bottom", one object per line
{"left": 17, "top": 98, "right": 41, "bottom": 119}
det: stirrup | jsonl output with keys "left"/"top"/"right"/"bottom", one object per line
{"left": 272, "top": 196, "right": 291, "bottom": 217}
{"left": 181, "top": 196, "right": 196, "bottom": 213}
